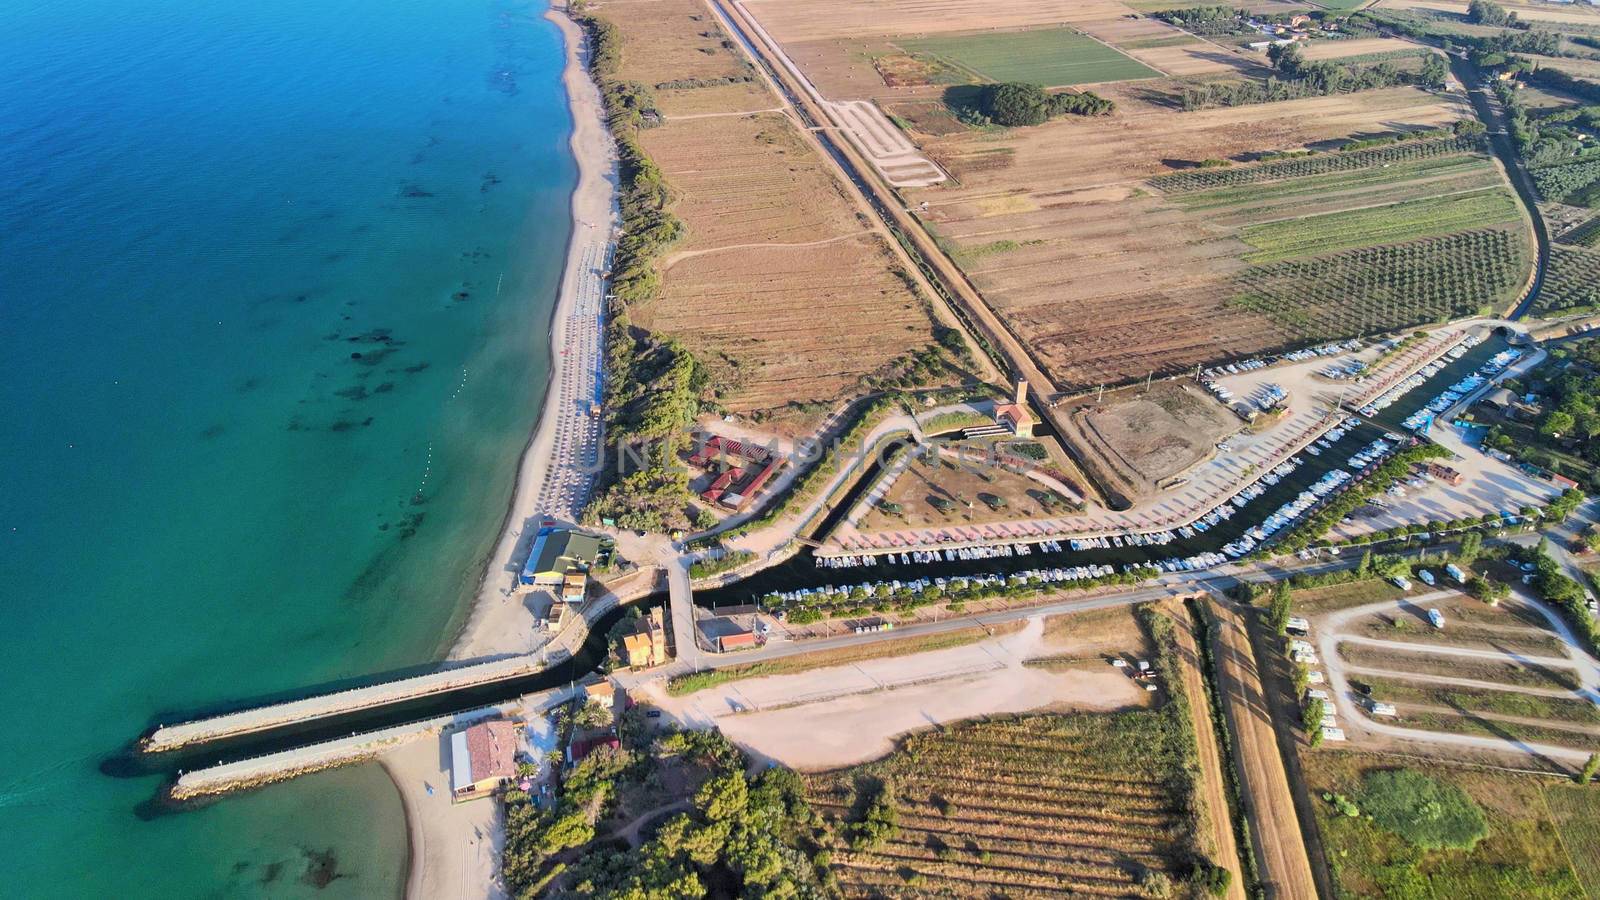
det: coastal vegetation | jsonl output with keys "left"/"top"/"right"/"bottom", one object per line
{"left": 503, "top": 726, "right": 828, "bottom": 898}
{"left": 577, "top": 0, "right": 967, "bottom": 531}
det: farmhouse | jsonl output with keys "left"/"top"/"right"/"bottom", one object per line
{"left": 449, "top": 719, "right": 518, "bottom": 799}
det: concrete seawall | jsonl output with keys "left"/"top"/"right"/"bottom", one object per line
{"left": 167, "top": 686, "right": 576, "bottom": 801}
{"left": 143, "top": 653, "right": 544, "bottom": 753}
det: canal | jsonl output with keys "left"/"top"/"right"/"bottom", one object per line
{"left": 693, "top": 332, "right": 1515, "bottom": 608}
{"left": 113, "top": 331, "right": 1513, "bottom": 804}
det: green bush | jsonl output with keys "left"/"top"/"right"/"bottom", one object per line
{"left": 1360, "top": 769, "right": 1488, "bottom": 850}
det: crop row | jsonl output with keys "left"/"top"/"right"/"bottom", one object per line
{"left": 1238, "top": 189, "right": 1520, "bottom": 263}
{"left": 1532, "top": 157, "right": 1600, "bottom": 204}
{"left": 1228, "top": 227, "right": 1527, "bottom": 340}
{"left": 1150, "top": 136, "right": 1480, "bottom": 193}
{"left": 1536, "top": 245, "right": 1600, "bottom": 316}
{"left": 1559, "top": 215, "right": 1600, "bottom": 249}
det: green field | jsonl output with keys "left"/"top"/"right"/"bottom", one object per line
{"left": 1307, "top": 754, "right": 1595, "bottom": 898}
{"left": 1545, "top": 783, "right": 1600, "bottom": 890}
{"left": 1228, "top": 228, "right": 1528, "bottom": 340}
{"left": 1173, "top": 152, "right": 1498, "bottom": 214}
{"left": 1537, "top": 245, "right": 1600, "bottom": 316}
{"left": 1238, "top": 188, "right": 1522, "bottom": 263}
{"left": 897, "top": 27, "right": 1161, "bottom": 87}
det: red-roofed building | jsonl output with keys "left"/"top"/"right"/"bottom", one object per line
{"left": 449, "top": 720, "right": 518, "bottom": 798}
{"left": 689, "top": 433, "right": 784, "bottom": 511}
{"left": 568, "top": 734, "right": 621, "bottom": 764}
{"left": 995, "top": 379, "right": 1035, "bottom": 438}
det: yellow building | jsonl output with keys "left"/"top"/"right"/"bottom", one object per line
{"left": 620, "top": 607, "right": 669, "bottom": 668}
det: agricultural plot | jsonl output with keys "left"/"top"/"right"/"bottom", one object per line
{"left": 1304, "top": 753, "right": 1596, "bottom": 898}
{"left": 1532, "top": 158, "right": 1600, "bottom": 205}
{"left": 1236, "top": 189, "right": 1521, "bottom": 263}
{"left": 1560, "top": 215, "right": 1600, "bottom": 249}
{"left": 1227, "top": 228, "right": 1528, "bottom": 339}
{"left": 1376, "top": 0, "right": 1600, "bottom": 28}
{"left": 906, "top": 85, "right": 1526, "bottom": 389}
{"left": 1535, "top": 245, "right": 1600, "bottom": 316}
{"left": 897, "top": 27, "right": 1161, "bottom": 86}
{"left": 806, "top": 712, "right": 1207, "bottom": 897}
{"left": 602, "top": 0, "right": 956, "bottom": 418}
{"left": 1151, "top": 136, "right": 1484, "bottom": 193}
{"left": 738, "top": 0, "right": 1130, "bottom": 43}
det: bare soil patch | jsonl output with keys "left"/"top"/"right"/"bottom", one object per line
{"left": 1071, "top": 380, "right": 1238, "bottom": 489}
{"left": 605, "top": 0, "right": 956, "bottom": 418}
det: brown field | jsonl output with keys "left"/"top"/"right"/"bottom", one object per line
{"left": 858, "top": 444, "right": 1072, "bottom": 530}
{"left": 1524, "top": 54, "right": 1600, "bottom": 82}
{"left": 1067, "top": 381, "right": 1239, "bottom": 492}
{"left": 1375, "top": 0, "right": 1600, "bottom": 27}
{"left": 608, "top": 0, "right": 754, "bottom": 87}
{"left": 1076, "top": 15, "right": 1267, "bottom": 78}
{"left": 1300, "top": 37, "right": 1424, "bottom": 61}
{"left": 604, "top": 0, "right": 955, "bottom": 415}
{"left": 1209, "top": 602, "right": 1319, "bottom": 900}
{"left": 740, "top": 0, "right": 1128, "bottom": 43}
{"left": 903, "top": 87, "right": 1507, "bottom": 389}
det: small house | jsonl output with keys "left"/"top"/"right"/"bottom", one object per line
{"left": 718, "top": 629, "right": 758, "bottom": 652}
{"left": 994, "top": 379, "right": 1036, "bottom": 438}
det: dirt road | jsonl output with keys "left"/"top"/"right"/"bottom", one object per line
{"left": 1209, "top": 601, "right": 1319, "bottom": 900}
{"left": 1172, "top": 604, "right": 1248, "bottom": 900}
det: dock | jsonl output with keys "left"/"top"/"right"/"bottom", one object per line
{"left": 141, "top": 653, "right": 546, "bottom": 754}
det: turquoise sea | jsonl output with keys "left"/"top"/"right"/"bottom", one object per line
{"left": 0, "top": 0, "right": 573, "bottom": 895}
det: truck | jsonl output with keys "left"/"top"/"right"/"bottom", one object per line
{"left": 1286, "top": 616, "right": 1311, "bottom": 636}
{"left": 1428, "top": 608, "right": 1445, "bottom": 629}
{"left": 1418, "top": 569, "right": 1436, "bottom": 587}
{"left": 1368, "top": 700, "right": 1397, "bottom": 717}
{"left": 1445, "top": 563, "right": 1467, "bottom": 584}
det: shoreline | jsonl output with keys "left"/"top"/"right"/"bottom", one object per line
{"left": 389, "top": 4, "right": 620, "bottom": 898}
{"left": 445, "top": 1, "right": 619, "bottom": 665}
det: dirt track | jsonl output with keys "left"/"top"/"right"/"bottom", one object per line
{"left": 1173, "top": 604, "right": 1248, "bottom": 900}
{"left": 1210, "top": 601, "right": 1319, "bottom": 900}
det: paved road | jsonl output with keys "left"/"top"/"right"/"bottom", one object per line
{"left": 1448, "top": 54, "right": 1549, "bottom": 319}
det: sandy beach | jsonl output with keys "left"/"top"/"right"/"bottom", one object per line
{"left": 385, "top": 5, "right": 620, "bottom": 897}
{"left": 446, "top": 2, "right": 620, "bottom": 666}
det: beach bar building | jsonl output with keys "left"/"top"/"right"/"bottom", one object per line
{"left": 449, "top": 719, "right": 518, "bottom": 799}
{"left": 519, "top": 525, "right": 603, "bottom": 601}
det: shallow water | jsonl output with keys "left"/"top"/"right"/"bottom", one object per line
{"left": 0, "top": 0, "right": 572, "bottom": 893}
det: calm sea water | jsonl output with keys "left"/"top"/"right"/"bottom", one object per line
{"left": 0, "top": 0, "right": 573, "bottom": 894}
